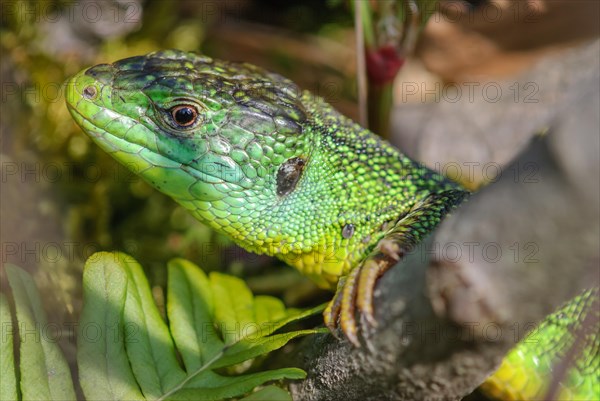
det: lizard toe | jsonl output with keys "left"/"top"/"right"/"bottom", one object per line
{"left": 338, "top": 265, "right": 361, "bottom": 347}
{"left": 323, "top": 285, "right": 344, "bottom": 337}
{"left": 356, "top": 259, "right": 382, "bottom": 327}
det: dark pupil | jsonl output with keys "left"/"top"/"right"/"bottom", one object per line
{"left": 174, "top": 107, "right": 195, "bottom": 125}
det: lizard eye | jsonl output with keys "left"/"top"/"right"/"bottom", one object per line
{"left": 170, "top": 105, "right": 198, "bottom": 127}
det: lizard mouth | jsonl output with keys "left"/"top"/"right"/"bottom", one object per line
{"left": 67, "top": 104, "right": 137, "bottom": 153}
{"left": 66, "top": 98, "right": 240, "bottom": 202}
{"left": 72, "top": 104, "right": 231, "bottom": 177}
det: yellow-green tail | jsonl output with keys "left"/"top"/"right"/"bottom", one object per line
{"left": 481, "top": 288, "right": 599, "bottom": 401}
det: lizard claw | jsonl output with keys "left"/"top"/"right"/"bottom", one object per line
{"left": 323, "top": 256, "right": 391, "bottom": 347}
{"left": 339, "top": 266, "right": 361, "bottom": 346}
{"left": 323, "top": 237, "right": 404, "bottom": 346}
{"left": 356, "top": 259, "right": 382, "bottom": 327}
{"left": 323, "top": 266, "right": 361, "bottom": 346}
{"left": 323, "top": 278, "right": 344, "bottom": 339}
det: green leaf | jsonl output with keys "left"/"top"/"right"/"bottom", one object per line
{"left": 167, "top": 258, "right": 224, "bottom": 371}
{"left": 173, "top": 368, "right": 306, "bottom": 400}
{"left": 254, "top": 295, "right": 287, "bottom": 327}
{"left": 212, "top": 328, "right": 326, "bottom": 370}
{"left": 239, "top": 385, "right": 293, "bottom": 401}
{"left": 210, "top": 272, "right": 257, "bottom": 344}
{"left": 6, "top": 264, "right": 76, "bottom": 401}
{"left": 0, "top": 293, "right": 18, "bottom": 401}
{"left": 157, "top": 257, "right": 322, "bottom": 401}
{"left": 117, "top": 252, "right": 187, "bottom": 399}
{"left": 5, "top": 253, "right": 322, "bottom": 401}
{"left": 76, "top": 253, "right": 144, "bottom": 401}
{"left": 254, "top": 303, "right": 327, "bottom": 338}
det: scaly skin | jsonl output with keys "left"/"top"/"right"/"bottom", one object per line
{"left": 64, "top": 49, "right": 464, "bottom": 291}
{"left": 482, "top": 288, "right": 599, "bottom": 401}
{"left": 65, "top": 50, "right": 597, "bottom": 398}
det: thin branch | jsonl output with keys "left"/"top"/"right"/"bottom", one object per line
{"left": 354, "top": 0, "right": 368, "bottom": 128}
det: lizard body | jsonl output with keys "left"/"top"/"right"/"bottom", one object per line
{"left": 65, "top": 50, "right": 465, "bottom": 295}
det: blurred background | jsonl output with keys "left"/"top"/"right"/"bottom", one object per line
{"left": 1, "top": 0, "right": 598, "bottom": 394}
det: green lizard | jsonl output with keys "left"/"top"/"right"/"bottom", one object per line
{"left": 65, "top": 50, "right": 598, "bottom": 399}
{"left": 481, "top": 288, "right": 599, "bottom": 401}
{"left": 64, "top": 50, "right": 466, "bottom": 346}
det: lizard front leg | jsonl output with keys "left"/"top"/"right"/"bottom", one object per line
{"left": 324, "top": 239, "right": 401, "bottom": 345}
{"left": 324, "top": 189, "right": 468, "bottom": 346}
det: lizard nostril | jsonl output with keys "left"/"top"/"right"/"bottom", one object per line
{"left": 82, "top": 86, "right": 97, "bottom": 100}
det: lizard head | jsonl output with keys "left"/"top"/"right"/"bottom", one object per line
{"left": 66, "top": 50, "right": 313, "bottom": 239}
